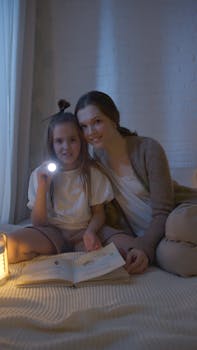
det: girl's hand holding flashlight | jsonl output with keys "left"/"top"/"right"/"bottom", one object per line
{"left": 37, "top": 162, "right": 57, "bottom": 189}
{"left": 47, "top": 162, "right": 57, "bottom": 173}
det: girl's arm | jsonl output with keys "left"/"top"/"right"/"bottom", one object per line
{"left": 31, "top": 168, "right": 52, "bottom": 226}
{"left": 83, "top": 203, "right": 105, "bottom": 251}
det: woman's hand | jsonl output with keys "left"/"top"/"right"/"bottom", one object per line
{"left": 83, "top": 231, "right": 102, "bottom": 252}
{"left": 125, "top": 248, "right": 149, "bottom": 274}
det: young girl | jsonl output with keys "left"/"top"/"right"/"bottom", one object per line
{"left": 7, "top": 100, "right": 124, "bottom": 263}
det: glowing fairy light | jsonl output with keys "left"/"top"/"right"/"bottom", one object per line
{"left": 0, "top": 233, "right": 9, "bottom": 285}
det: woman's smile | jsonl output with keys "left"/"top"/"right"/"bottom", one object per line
{"left": 77, "top": 105, "right": 116, "bottom": 149}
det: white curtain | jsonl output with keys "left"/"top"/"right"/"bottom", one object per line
{"left": 0, "top": 0, "right": 35, "bottom": 224}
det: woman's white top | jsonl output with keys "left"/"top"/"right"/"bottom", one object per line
{"left": 27, "top": 166, "right": 114, "bottom": 230}
{"left": 99, "top": 157, "right": 152, "bottom": 236}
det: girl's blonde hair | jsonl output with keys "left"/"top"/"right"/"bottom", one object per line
{"left": 47, "top": 99, "right": 93, "bottom": 198}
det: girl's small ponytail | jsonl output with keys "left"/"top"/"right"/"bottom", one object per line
{"left": 43, "top": 99, "right": 71, "bottom": 122}
{"left": 58, "top": 99, "right": 70, "bottom": 112}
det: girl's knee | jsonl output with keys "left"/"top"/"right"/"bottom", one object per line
{"left": 7, "top": 234, "right": 22, "bottom": 263}
{"left": 7, "top": 231, "right": 37, "bottom": 263}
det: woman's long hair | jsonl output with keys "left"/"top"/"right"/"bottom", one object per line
{"left": 75, "top": 90, "right": 137, "bottom": 136}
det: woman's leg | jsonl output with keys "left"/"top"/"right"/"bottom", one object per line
{"left": 7, "top": 227, "right": 57, "bottom": 263}
{"left": 69, "top": 226, "right": 135, "bottom": 254}
{"left": 156, "top": 238, "right": 197, "bottom": 276}
{"left": 165, "top": 202, "right": 197, "bottom": 244}
{"left": 156, "top": 203, "right": 197, "bottom": 276}
{"left": 99, "top": 226, "right": 135, "bottom": 257}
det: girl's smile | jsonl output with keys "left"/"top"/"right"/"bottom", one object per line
{"left": 53, "top": 123, "right": 81, "bottom": 170}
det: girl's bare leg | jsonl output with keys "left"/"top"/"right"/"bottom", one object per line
{"left": 7, "top": 227, "right": 56, "bottom": 263}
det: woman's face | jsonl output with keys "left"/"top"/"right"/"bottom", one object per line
{"left": 77, "top": 105, "right": 116, "bottom": 149}
{"left": 53, "top": 122, "right": 81, "bottom": 170}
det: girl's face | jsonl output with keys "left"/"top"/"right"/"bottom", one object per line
{"left": 53, "top": 122, "right": 81, "bottom": 170}
{"left": 77, "top": 105, "right": 116, "bottom": 149}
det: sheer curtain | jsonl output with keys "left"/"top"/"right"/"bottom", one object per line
{"left": 0, "top": 0, "right": 35, "bottom": 224}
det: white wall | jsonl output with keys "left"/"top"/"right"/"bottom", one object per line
{"left": 30, "top": 0, "right": 197, "bottom": 182}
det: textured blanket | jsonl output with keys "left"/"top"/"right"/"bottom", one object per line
{"left": 0, "top": 256, "right": 197, "bottom": 350}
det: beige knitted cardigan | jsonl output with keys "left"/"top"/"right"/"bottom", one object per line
{"left": 95, "top": 135, "right": 197, "bottom": 263}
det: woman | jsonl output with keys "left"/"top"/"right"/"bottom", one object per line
{"left": 75, "top": 90, "right": 197, "bottom": 276}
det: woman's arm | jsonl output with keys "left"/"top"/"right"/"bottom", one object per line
{"left": 128, "top": 137, "right": 175, "bottom": 263}
{"left": 83, "top": 204, "right": 105, "bottom": 251}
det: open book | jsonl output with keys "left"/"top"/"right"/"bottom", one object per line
{"left": 16, "top": 243, "right": 130, "bottom": 287}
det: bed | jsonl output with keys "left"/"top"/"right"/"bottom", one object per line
{"left": 0, "top": 224, "right": 197, "bottom": 350}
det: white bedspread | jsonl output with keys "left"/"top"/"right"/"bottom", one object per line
{"left": 0, "top": 257, "right": 196, "bottom": 350}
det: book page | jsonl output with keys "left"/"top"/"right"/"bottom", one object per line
{"left": 81, "top": 267, "right": 130, "bottom": 285}
{"left": 17, "top": 243, "right": 126, "bottom": 286}
{"left": 17, "top": 254, "right": 75, "bottom": 286}
{"left": 73, "top": 243, "right": 125, "bottom": 284}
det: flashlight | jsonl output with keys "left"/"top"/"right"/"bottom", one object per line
{"left": 47, "top": 162, "right": 57, "bottom": 173}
